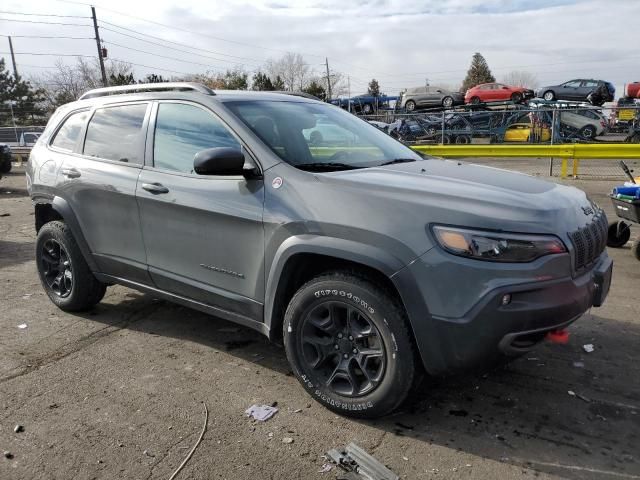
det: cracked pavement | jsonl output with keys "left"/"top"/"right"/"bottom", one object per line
{"left": 1, "top": 164, "right": 639, "bottom": 479}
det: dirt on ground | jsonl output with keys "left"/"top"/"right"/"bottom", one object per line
{"left": 0, "top": 163, "right": 639, "bottom": 480}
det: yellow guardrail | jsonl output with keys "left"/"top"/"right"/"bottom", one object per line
{"left": 410, "top": 143, "right": 640, "bottom": 178}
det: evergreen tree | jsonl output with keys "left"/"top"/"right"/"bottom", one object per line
{"left": 252, "top": 72, "right": 274, "bottom": 91}
{"left": 0, "top": 58, "right": 46, "bottom": 126}
{"left": 272, "top": 75, "right": 285, "bottom": 90}
{"left": 141, "top": 73, "right": 166, "bottom": 83}
{"left": 223, "top": 69, "right": 248, "bottom": 90}
{"left": 109, "top": 72, "right": 136, "bottom": 86}
{"left": 368, "top": 78, "right": 381, "bottom": 97}
{"left": 461, "top": 52, "right": 495, "bottom": 92}
{"left": 302, "top": 80, "right": 326, "bottom": 100}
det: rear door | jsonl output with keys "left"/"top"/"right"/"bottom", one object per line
{"left": 57, "top": 102, "right": 151, "bottom": 283}
{"left": 136, "top": 101, "right": 265, "bottom": 321}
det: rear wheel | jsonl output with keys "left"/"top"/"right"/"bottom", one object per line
{"left": 36, "top": 221, "right": 106, "bottom": 311}
{"left": 283, "top": 272, "right": 417, "bottom": 418}
{"left": 455, "top": 135, "right": 471, "bottom": 144}
{"left": 362, "top": 103, "right": 374, "bottom": 115}
{"left": 579, "top": 125, "right": 597, "bottom": 140}
{"left": 607, "top": 221, "right": 631, "bottom": 248}
{"left": 470, "top": 96, "right": 481, "bottom": 105}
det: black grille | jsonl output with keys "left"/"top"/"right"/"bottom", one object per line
{"left": 569, "top": 210, "right": 608, "bottom": 272}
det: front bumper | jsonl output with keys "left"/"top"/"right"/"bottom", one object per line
{"left": 393, "top": 251, "right": 612, "bottom": 375}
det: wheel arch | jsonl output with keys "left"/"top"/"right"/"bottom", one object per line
{"left": 264, "top": 236, "right": 407, "bottom": 343}
{"left": 35, "top": 197, "right": 98, "bottom": 272}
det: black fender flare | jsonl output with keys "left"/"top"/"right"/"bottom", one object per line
{"left": 50, "top": 196, "right": 99, "bottom": 272}
{"left": 264, "top": 234, "right": 407, "bottom": 330}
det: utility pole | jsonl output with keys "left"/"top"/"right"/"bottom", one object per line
{"left": 8, "top": 36, "right": 18, "bottom": 79}
{"left": 91, "top": 6, "right": 108, "bottom": 87}
{"left": 325, "top": 57, "right": 332, "bottom": 101}
{"left": 347, "top": 76, "right": 351, "bottom": 113}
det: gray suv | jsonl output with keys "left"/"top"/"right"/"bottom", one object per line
{"left": 27, "top": 83, "right": 613, "bottom": 418}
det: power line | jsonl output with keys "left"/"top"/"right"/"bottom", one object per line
{"left": 0, "top": 10, "right": 89, "bottom": 18}
{"left": 103, "top": 40, "right": 238, "bottom": 70}
{"left": 0, "top": 51, "right": 94, "bottom": 57}
{"left": 0, "top": 17, "right": 91, "bottom": 27}
{"left": 0, "top": 34, "right": 95, "bottom": 40}
{"left": 109, "top": 58, "right": 199, "bottom": 76}
{"left": 99, "top": 21, "right": 265, "bottom": 63}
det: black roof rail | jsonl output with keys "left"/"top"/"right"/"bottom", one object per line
{"left": 79, "top": 82, "right": 215, "bottom": 100}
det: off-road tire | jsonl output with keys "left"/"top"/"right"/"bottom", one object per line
{"left": 607, "top": 221, "right": 631, "bottom": 248}
{"left": 36, "top": 221, "right": 106, "bottom": 311}
{"left": 283, "top": 272, "right": 417, "bottom": 418}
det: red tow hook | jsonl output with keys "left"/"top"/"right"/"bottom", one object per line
{"left": 546, "top": 329, "right": 569, "bottom": 344}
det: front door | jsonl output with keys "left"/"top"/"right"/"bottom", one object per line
{"left": 57, "top": 102, "right": 151, "bottom": 283}
{"left": 136, "top": 101, "right": 265, "bottom": 321}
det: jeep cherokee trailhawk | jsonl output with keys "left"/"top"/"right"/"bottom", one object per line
{"left": 27, "top": 83, "right": 613, "bottom": 418}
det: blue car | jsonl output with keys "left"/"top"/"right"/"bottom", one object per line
{"left": 331, "top": 94, "right": 399, "bottom": 114}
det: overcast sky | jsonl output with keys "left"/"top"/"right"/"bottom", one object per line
{"left": 1, "top": 0, "right": 638, "bottom": 96}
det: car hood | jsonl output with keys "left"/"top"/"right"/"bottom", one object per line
{"left": 322, "top": 159, "right": 595, "bottom": 235}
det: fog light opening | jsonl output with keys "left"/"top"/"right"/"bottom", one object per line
{"left": 501, "top": 294, "right": 512, "bottom": 306}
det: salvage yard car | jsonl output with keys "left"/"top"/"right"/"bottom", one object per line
{"left": 400, "top": 86, "right": 464, "bottom": 111}
{"left": 536, "top": 79, "right": 615, "bottom": 105}
{"left": 27, "top": 83, "right": 613, "bottom": 418}
{"left": 464, "top": 82, "right": 533, "bottom": 104}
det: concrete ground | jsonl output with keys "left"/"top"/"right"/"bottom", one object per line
{"left": 0, "top": 162, "right": 639, "bottom": 480}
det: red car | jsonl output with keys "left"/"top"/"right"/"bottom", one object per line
{"left": 624, "top": 82, "right": 640, "bottom": 98}
{"left": 464, "top": 82, "right": 533, "bottom": 104}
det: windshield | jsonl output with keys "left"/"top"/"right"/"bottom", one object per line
{"left": 225, "top": 100, "right": 423, "bottom": 171}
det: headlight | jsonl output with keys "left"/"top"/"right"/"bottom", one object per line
{"left": 432, "top": 226, "right": 566, "bottom": 263}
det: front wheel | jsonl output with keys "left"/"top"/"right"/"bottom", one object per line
{"left": 283, "top": 273, "right": 417, "bottom": 418}
{"left": 362, "top": 103, "right": 373, "bottom": 115}
{"left": 511, "top": 92, "right": 523, "bottom": 103}
{"left": 632, "top": 238, "right": 640, "bottom": 261}
{"left": 543, "top": 90, "right": 555, "bottom": 101}
{"left": 36, "top": 221, "right": 106, "bottom": 311}
{"left": 442, "top": 96, "right": 454, "bottom": 108}
{"left": 0, "top": 157, "right": 11, "bottom": 174}
{"left": 405, "top": 100, "right": 416, "bottom": 112}
{"left": 607, "top": 221, "right": 631, "bottom": 248}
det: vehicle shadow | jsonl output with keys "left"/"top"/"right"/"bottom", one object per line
{"left": 78, "top": 292, "right": 640, "bottom": 480}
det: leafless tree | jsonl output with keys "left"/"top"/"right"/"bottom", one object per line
{"left": 501, "top": 70, "right": 539, "bottom": 89}
{"left": 264, "top": 52, "right": 310, "bottom": 91}
{"left": 31, "top": 57, "right": 133, "bottom": 111}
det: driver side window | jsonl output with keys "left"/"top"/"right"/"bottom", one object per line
{"left": 153, "top": 103, "right": 240, "bottom": 174}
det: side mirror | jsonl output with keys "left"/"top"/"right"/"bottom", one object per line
{"left": 502, "top": 86, "right": 509, "bottom": 90}
{"left": 193, "top": 147, "right": 246, "bottom": 176}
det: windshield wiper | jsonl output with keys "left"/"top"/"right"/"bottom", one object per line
{"left": 295, "top": 162, "right": 361, "bottom": 171}
{"left": 378, "top": 158, "right": 417, "bottom": 166}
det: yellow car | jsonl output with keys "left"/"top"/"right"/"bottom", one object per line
{"left": 504, "top": 122, "right": 551, "bottom": 143}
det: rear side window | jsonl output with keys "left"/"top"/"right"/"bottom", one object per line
{"left": 153, "top": 103, "right": 240, "bottom": 174}
{"left": 50, "top": 111, "right": 88, "bottom": 152}
{"left": 83, "top": 103, "right": 148, "bottom": 164}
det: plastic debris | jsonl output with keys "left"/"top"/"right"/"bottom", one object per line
{"left": 583, "top": 344, "right": 595, "bottom": 353}
{"left": 319, "top": 463, "right": 333, "bottom": 473}
{"left": 245, "top": 404, "right": 278, "bottom": 421}
{"left": 143, "top": 450, "right": 155, "bottom": 457}
{"left": 282, "top": 437, "right": 294, "bottom": 444}
{"left": 573, "top": 361, "right": 585, "bottom": 368}
{"left": 17, "top": 324, "right": 27, "bottom": 329}
{"left": 327, "top": 442, "right": 399, "bottom": 480}
{"left": 568, "top": 390, "right": 591, "bottom": 403}
{"left": 14, "top": 425, "right": 24, "bottom": 433}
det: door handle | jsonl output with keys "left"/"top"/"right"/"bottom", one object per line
{"left": 61, "top": 168, "right": 81, "bottom": 179}
{"left": 141, "top": 183, "right": 169, "bottom": 194}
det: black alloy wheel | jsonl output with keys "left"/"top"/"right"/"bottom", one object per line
{"left": 40, "top": 239, "right": 73, "bottom": 298}
{"left": 299, "top": 300, "right": 386, "bottom": 397}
